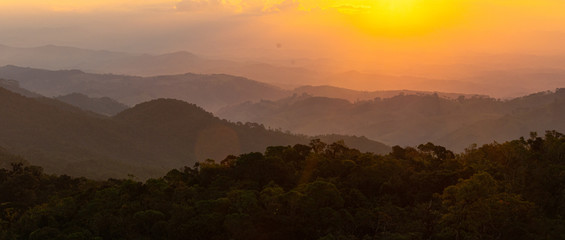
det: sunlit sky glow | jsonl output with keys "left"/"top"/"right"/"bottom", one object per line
{"left": 2, "top": 0, "right": 565, "bottom": 78}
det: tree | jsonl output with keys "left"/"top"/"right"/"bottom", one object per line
{"left": 440, "top": 172, "right": 540, "bottom": 240}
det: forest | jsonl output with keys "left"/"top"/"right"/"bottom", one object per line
{"left": 1, "top": 131, "right": 564, "bottom": 240}
{"left": 3, "top": 1, "right": 565, "bottom": 239}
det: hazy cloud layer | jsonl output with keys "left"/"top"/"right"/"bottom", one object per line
{"left": 2, "top": 0, "right": 565, "bottom": 85}
{"left": 175, "top": 0, "right": 301, "bottom": 14}
{"left": 176, "top": 0, "right": 224, "bottom": 12}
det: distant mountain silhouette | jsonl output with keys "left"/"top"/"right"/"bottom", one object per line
{"left": 0, "top": 78, "right": 41, "bottom": 98}
{"left": 0, "top": 44, "right": 320, "bottom": 87}
{"left": 3, "top": 44, "right": 565, "bottom": 98}
{"left": 293, "top": 85, "right": 486, "bottom": 102}
{"left": 323, "top": 70, "right": 499, "bottom": 97}
{"left": 0, "top": 66, "right": 494, "bottom": 113}
{"left": 1, "top": 77, "right": 127, "bottom": 116}
{"left": 55, "top": 93, "right": 129, "bottom": 116}
{"left": 457, "top": 68, "right": 565, "bottom": 98}
{"left": 0, "top": 87, "right": 390, "bottom": 179}
{"left": 217, "top": 90, "right": 565, "bottom": 152}
{"left": 0, "top": 65, "right": 290, "bottom": 112}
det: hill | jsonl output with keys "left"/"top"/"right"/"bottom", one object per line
{"left": 0, "top": 65, "right": 289, "bottom": 112}
{"left": 217, "top": 90, "right": 565, "bottom": 152}
{"left": 293, "top": 85, "right": 486, "bottom": 102}
{"left": 1, "top": 77, "right": 127, "bottom": 116}
{"left": 0, "top": 146, "right": 29, "bottom": 169}
{"left": 0, "top": 78, "right": 41, "bottom": 98}
{"left": 0, "top": 87, "right": 389, "bottom": 179}
{"left": 55, "top": 93, "right": 129, "bottom": 116}
{"left": 0, "top": 66, "right": 505, "bottom": 114}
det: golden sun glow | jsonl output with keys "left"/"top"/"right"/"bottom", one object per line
{"left": 343, "top": 0, "right": 466, "bottom": 37}
{"left": 2, "top": 0, "right": 565, "bottom": 62}
{"left": 380, "top": 0, "right": 418, "bottom": 14}
{"left": 0, "top": 0, "right": 465, "bottom": 36}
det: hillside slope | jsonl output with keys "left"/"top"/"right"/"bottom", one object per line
{"left": 218, "top": 90, "right": 565, "bottom": 151}
{"left": 55, "top": 93, "right": 129, "bottom": 116}
{"left": 0, "top": 87, "right": 389, "bottom": 179}
{"left": 0, "top": 65, "right": 289, "bottom": 112}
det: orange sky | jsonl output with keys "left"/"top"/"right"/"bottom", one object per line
{"left": 1, "top": 0, "right": 565, "bottom": 79}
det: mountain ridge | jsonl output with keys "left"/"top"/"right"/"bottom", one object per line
{"left": 56, "top": 92, "right": 129, "bottom": 116}
{"left": 0, "top": 65, "right": 498, "bottom": 113}
{"left": 218, "top": 89, "right": 565, "bottom": 152}
{"left": 0, "top": 86, "right": 390, "bottom": 179}
{"left": 0, "top": 44, "right": 320, "bottom": 87}
{"left": 0, "top": 65, "right": 290, "bottom": 112}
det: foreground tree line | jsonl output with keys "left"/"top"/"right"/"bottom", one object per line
{"left": 1, "top": 131, "right": 564, "bottom": 240}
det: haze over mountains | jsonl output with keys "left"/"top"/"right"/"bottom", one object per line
{"left": 0, "top": 86, "right": 390, "bottom": 179}
{"left": 1, "top": 44, "right": 565, "bottom": 180}
{"left": 3, "top": 44, "right": 565, "bottom": 98}
{"left": 0, "top": 65, "right": 288, "bottom": 112}
{"left": 218, "top": 90, "right": 565, "bottom": 152}
{"left": 55, "top": 93, "right": 129, "bottom": 116}
{"left": 0, "top": 77, "right": 41, "bottom": 98}
{"left": 3, "top": 2, "right": 565, "bottom": 238}
{"left": 0, "top": 44, "right": 322, "bottom": 88}
{"left": 2, "top": 62, "right": 564, "bottom": 155}
{"left": 0, "top": 65, "right": 483, "bottom": 113}
{"left": 293, "top": 85, "right": 486, "bottom": 102}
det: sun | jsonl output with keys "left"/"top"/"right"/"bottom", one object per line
{"left": 347, "top": 0, "right": 465, "bottom": 37}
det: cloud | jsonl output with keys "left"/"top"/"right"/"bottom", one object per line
{"left": 262, "top": 0, "right": 300, "bottom": 13}
{"left": 175, "top": 0, "right": 224, "bottom": 12}
{"left": 175, "top": 0, "right": 301, "bottom": 15}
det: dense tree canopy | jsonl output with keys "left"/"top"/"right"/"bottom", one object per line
{"left": 1, "top": 131, "right": 564, "bottom": 239}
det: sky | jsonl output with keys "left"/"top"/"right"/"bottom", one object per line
{"left": 1, "top": 0, "right": 565, "bottom": 77}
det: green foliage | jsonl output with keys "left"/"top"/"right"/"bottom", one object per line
{"left": 440, "top": 172, "right": 538, "bottom": 239}
{"left": 1, "top": 133, "right": 565, "bottom": 239}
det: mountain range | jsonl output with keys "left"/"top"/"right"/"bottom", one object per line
{"left": 0, "top": 86, "right": 390, "bottom": 179}
{"left": 0, "top": 65, "right": 288, "bottom": 112}
{"left": 0, "top": 65, "right": 487, "bottom": 114}
{"left": 217, "top": 90, "right": 565, "bottom": 152}
{"left": 4, "top": 44, "right": 565, "bottom": 98}
{"left": 0, "top": 44, "right": 321, "bottom": 87}
{"left": 2, "top": 64, "right": 564, "bottom": 154}
{"left": 55, "top": 93, "right": 129, "bottom": 116}
{"left": 293, "top": 85, "right": 486, "bottom": 102}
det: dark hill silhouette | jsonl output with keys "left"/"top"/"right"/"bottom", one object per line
{"left": 114, "top": 98, "right": 390, "bottom": 161}
{"left": 0, "top": 87, "right": 390, "bottom": 179}
{"left": 0, "top": 87, "right": 143, "bottom": 179}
